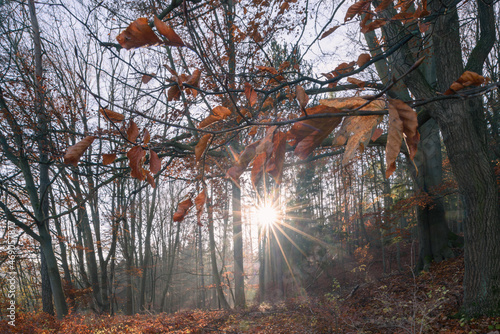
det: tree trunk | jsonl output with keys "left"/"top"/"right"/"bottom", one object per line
{"left": 232, "top": 181, "right": 245, "bottom": 308}
{"left": 430, "top": 0, "right": 500, "bottom": 315}
{"left": 28, "top": 0, "right": 68, "bottom": 318}
{"left": 207, "top": 194, "right": 230, "bottom": 309}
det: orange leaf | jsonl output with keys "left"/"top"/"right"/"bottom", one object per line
{"left": 99, "top": 108, "right": 125, "bottom": 123}
{"left": 142, "top": 73, "right": 155, "bottom": 84}
{"left": 296, "top": 85, "right": 309, "bottom": 110}
{"left": 195, "top": 134, "right": 212, "bottom": 162}
{"left": 185, "top": 69, "right": 201, "bottom": 97}
{"left": 320, "top": 25, "right": 340, "bottom": 40}
{"left": 266, "top": 131, "right": 287, "bottom": 184}
{"left": 388, "top": 98, "right": 417, "bottom": 139}
{"left": 102, "top": 153, "right": 117, "bottom": 166}
{"left": 244, "top": 83, "right": 258, "bottom": 107}
{"left": 195, "top": 189, "right": 206, "bottom": 226}
{"left": 320, "top": 96, "right": 385, "bottom": 110}
{"left": 173, "top": 198, "right": 193, "bottom": 222}
{"left": 251, "top": 153, "right": 267, "bottom": 187}
{"left": 443, "top": 71, "right": 487, "bottom": 95}
{"left": 248, "top": 126, "right": 258, "bottom": 137}
{"left": 198, "top": 114, "right": 222, "bottom": 128}
{"left": 149, "top": 150, "right": 161, "bottom": 174}
{"left": 146, "top": 172, "right": 155, "bottom": 188}
{"left": 340, "top": 115, "right": 383, "bottom": 166}
{"left": 347, "top": 77, "right": 366, "bottom": 87}
{"left": 288, "top": 105, "right": 342, "bottom": 160}
{"left": 127, "top": 145, "right": 146, "bottom": 181}
{"left": 64, "top": 136, "right": 95, "bottom": 166}
{"left": 385, "top": 105, "right": 404, "bottom": 178}
{"left": 256, "top": 66, "right": 278, "bottom": 75}
{"left": 357, "top": 53, "right": 371, "bottom": 67}
{"left": 143, "top": 129, "right": 150, "bottom": 144}
{"left": 154, "top": 16, "right": 185, "bottom": 47}
{"left": 345, "top": 0, "right": 371, "bottom": 22}
{"left": 127, "top": 120, "right": 139, "bottom": 143}
{"left": 116, "top": 17, "right": 162, "bottom": 49}
{"left": 212, "top": 106, "right": 232, "bottom": 118}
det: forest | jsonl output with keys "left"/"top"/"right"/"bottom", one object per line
{"left": 0, "top": 0, "right": 499, "bottom": 332}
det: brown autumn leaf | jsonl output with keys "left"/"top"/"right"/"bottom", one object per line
{"left": 392, "top": 12, "right": 416, "bottom": 24}
{"left": 227, "top": 165, "right": 246, "bottom": 183}
{"left": 167, "top": 84, "right": 181, "bottom": 101}
{"left": 385, "top": 105, "right": 404, "bottom": 178}
{"left": 266, "top": 131, "right": 287, "bottom": 184}
{"left": 388, "top": 98, "right": 417, "bottom": 139}
{"left": 248, "top": 126, "right": 258, "bottom": 137}
{"left": 153, "top": 16, "right": 185, "bottom": 47}
{"left": 116, "top": 17, "right": 162, "bottom": 50}
{"left": 195, "top": 189, "right": 206, "bottom": 226}
{"left": 198, "top": 114, "right": 222, "bottom": 128}
{"left": 99, "top": 108, "right": 125, "bottom": 123}
{"left": 251, "top": 152, "right": 267, "bottom": 188}
{"left": 320, "top": 25, "right": 340, "bottom": 40}
{"left": 288, "top": 105, "right": 342, "bottom": 160}
{"left": 64, "top": 136, "right": 96, "bottom": 166}
{"left": 244, "top": 82, "right": 258, "bottom": 107}
{"left": 335, "top": 61, "right": 356, "bottom": 74}
{"left": 345, "top": 0, "right": 371, "bottom": 22}
{"left": 347, "top": 77, "right": 366, "bottom": 87}
{"left": 419, "top": 21, "right": 430, "bottom": 33}
{"left": 296, "top": 85, "right": 309, "bottom": 110}
{"left": 323, "top": 97, "right": 385, "bottom": 165}
{"left": 361, "top": 19, "right": 387, "bottom": 33}
{"left": 256, "top": 65, "right": 278, "bottom": 75}
{"left": 143, "top": 129, "right": 150, "bottom": 145}
{"left": 320, "top": 96, "right": 385, "bottom": 110}
{"left": 127, "top": 145, "right": 147, "bottom": 181}
{"left": 185, "top": 69, "right": 201, "bottom": 97}
{"left": 173, "top": 198, "right": 193, "bottom": 222}
{"left": 238, "top": 142, "right": 258, "bottom": 167}
{"left": 146, "top": 172, "right": 155, "bottom": 188}
{"left": 212, "top": 106, "right": 232, "bottom": 118}
{"left": 127, "top": 120, "right": 139, "bottom": 143}
{"left": 262, "top": 97, "right": 274, "bottom": 110}
{"left": 340, "top": 115, "right": 383, "bottom": 166}
{"left": 371, "top": 127, "right": 383, "bottom": 141}
{"left": 142, "top": 73, "right": 155, "bottom": 84}
{"left": 375, "top": 0, "right": 393, "bottom": 12}
{"left": 443, "top": 70, "right": 487, "bottom": 95}
{"left": 195, "top": 134, "right": 212, "bottom": 162}
{"left": 102, "top": 153, "right": 117, "bottom": 166}
{"left": 149, "top": 150, "right": 161, "bottom": 174}
{"left": 256, "top": 126, "right": 276, "bottom": 155}
{"left": 357, "top": 53, "right": 371, "bottom": 67}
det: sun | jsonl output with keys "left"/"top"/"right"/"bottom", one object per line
{"left": 255, "top": 203, "right": 279, "bottom": 227}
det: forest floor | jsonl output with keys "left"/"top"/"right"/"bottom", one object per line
{"left": 3, "top": 253, "right": 500, "bottom": 333}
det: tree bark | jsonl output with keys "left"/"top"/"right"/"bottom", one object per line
{"left": 28, "top": 0, "right": 68, "bottom": 318}
{"left": 430, "top": 0, "right": 500, "bottom": 315}
{"left": 232, "top": 181, "right": 246, "bottom": 308}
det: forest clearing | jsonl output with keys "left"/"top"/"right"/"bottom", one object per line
{"left": 0, "top": 0, "right": 499, "bottom": 332}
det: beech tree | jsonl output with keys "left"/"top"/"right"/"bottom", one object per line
{"left": 1, "top": 0, "right": 498, "bottom": 319}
